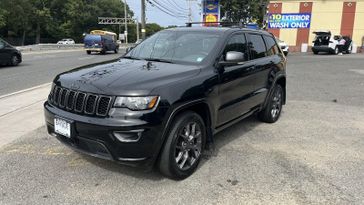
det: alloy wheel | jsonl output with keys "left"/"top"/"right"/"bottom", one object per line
{"left": 271, "top": 88, "right": 282, "bottom": 119}
{"left": 11, "top": 55, "right": 19, "bottom": 65}
{"left": 174, "top": 122, "right": 202, "bottom": 171}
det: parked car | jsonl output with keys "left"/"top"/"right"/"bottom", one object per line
{"left": 0, "top": 38, "right": 22, "bottom": 66}
{"left": 312, "top": 31, "right": 353, "bottom": 55}
{"left": 57, "top": 39, "right": 75, "bottom": 45}
{"left": 84, "top": 30, "right": 119, "bottom": 55}
{"left": 276, "top": 38, "right": 289, "bottom": 56}
{"left": 44, "top": 27, "right": 287, "bottom": 179}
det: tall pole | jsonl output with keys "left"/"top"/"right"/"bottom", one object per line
{"left": 124, "top": 0, "right": 128, "bottom": 44}
{"left": 141, "top": 0, "right": 146, "bottom": 39}
{"left": 136, "top": 19, "right": 140, "bottom": 41}
{"left": 188, "top": 0, "right": 192, "bottom": 23}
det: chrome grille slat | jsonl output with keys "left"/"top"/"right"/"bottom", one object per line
{"left": 48, "top": 86, "right": 112, "bottom": 117}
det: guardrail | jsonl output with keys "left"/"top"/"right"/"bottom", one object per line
{"left": 16, "top": 43, "right": 133, "bottom": 52}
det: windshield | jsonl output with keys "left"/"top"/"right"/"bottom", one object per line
{"left": 125, "top": 30, "right": 221, "bottom": 64}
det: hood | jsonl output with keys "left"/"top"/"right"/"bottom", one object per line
{"left": 54, "top": 59, "right": 201, "bottom": 96}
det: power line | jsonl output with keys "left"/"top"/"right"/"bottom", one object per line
{"left": 162, "top": 0, "right": 189, "bottom": 11}
{"left": 149, "top": 0, "right": 188, "bottom": 17}
{"left": 147, "top": 0, "right": 188, "bottom": 19}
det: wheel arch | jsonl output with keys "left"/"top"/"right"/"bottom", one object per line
{"left": 263, "top": 74, "right": 286, "bottom": 109}
{"left": 154, "top": 100, "right": 214, "bottom": 166}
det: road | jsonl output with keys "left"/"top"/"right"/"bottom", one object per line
{"left": 0, "top": 53, "right": 364, "bottom": 205}
{"left": 0, "top": 50, "right": 123, "bottom": 96}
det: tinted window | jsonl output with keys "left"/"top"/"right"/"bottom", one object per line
{"left": 248, "top": 34, "right": 267, "bottom": 59}
{"left": 126, "top": 31, "right": 221, "bottom": 64}
{"left": 224, "top": 34, "right": 248, "bottom": 55}
{"left": 264, "top": 36, "right": 280, "bottom": 56}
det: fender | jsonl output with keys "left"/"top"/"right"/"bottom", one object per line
{"left": 151, "top": 98, "right": 214, "bottom": 164}
{"left": 262, "top": 73, "right": 287, "bottom": 109}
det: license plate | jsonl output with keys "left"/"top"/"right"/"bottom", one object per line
{"left": 54, "top": 118, "right": 71, "bottom": 138}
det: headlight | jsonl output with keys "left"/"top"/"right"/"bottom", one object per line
{"left": 113, "top": 96, "right": 159, "bottom": 111}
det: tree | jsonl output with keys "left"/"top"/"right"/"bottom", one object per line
{"left": 0, "top": 7, "right": 7, "bottom": 29}
{"left": 220, "top": 0, "right": 268, "bottom": 26}
{"left": 30, "top": 0, "right": 52, "bottom": 44}
{"left": 0, "top": 0, "right": 150, "bottom": 45}
{"left": 146, "top": 23, "right": 163, "bottom": 37}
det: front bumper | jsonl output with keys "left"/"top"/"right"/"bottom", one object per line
{"left": 44, "top": 102, "right": 167, "bottom": 169}
{"left": 85, "top": 48, "right": 103, "bottom": 52}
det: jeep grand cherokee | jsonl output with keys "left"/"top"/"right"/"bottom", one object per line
{"left": 44, "top": 27, "right": 287, "bottom": 179}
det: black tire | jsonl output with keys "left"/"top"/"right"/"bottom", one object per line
{"left": 86, "top": 51, "right": 91, "bottom": 55}
{"left": 159, "top": 111, "right": 206, "bottom": 180}
{"left": 284, "top": 52, "right": 288, "bottom": 56}
{"left": 114, "top": 48, "right": 119, "bottom": 54}
{"left": 313, "top": 51, "right": 319, "bottom": 55}
{"left": 100, "top": 50, "right": 106, "bottom": 55}
{"left": 346, "top": 46, "right": 352, "bottom": 54}
{"left": 334, "top": 47, "right": 339, "bottom": 55}
{"left": 10, "top": 55, "right": 20, "bottom": 66}
{"left": 258, "top": 84, "right": 284, "bottom": 123}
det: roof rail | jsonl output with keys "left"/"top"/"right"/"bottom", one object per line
{"left": 185, "top": 21, "right": 245, "bottom": 28}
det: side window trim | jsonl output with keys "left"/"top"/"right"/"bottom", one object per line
{"left": 246, "top": 33, "right": 268, "bottom": 60}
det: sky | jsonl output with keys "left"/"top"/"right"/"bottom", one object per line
{"left": 127, "top": 0, "right": 202, "bottom": 27}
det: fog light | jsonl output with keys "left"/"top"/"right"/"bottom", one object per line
{"left": 113, "top": 130, "right": 144, "bottom": 142}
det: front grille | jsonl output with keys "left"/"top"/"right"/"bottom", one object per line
{"left": 49, "top": 86, "right": 112, "bottom": 117}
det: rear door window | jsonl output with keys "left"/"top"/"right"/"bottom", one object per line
{"left": 247, "top": 34, "right": 267, "bottom": 59}
{"left": 263, "top": 35, "right": 280, "bottom": 56}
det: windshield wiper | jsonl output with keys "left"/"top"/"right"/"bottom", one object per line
{"left": 144, "top": 58, "right": 174, "bottom": 64}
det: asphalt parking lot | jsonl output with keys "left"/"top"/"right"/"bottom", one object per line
{"left": 0, "top": 53, "right": 364, "bottom": 205}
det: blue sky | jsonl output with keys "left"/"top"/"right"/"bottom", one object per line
{"left": 127, "top": 0, "right": 202, "bottom": 27}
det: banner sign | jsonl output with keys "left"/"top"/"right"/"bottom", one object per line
{"left": 268, "top": 13, "right": 311, "bottom": 29}
{"left": 204, "top": 0, "right": 219, "bottom": 13}
{"left": 202, "top": 0, "right": 219, "bottom": 26}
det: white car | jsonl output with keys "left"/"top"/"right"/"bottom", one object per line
{"left": 276, "top": 38, "right": 289, "bottom": 56}
{"left": 311, "top": 31, "right": 339, "bottom": 54}
{"left": 312, "top": 30, "right": 353, "bottom": 55}
{"left": 57, "top": 39, "right": 75, "bottom": 45}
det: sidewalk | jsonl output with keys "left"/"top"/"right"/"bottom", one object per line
{"left": 0, "top": 83, "right": 51, "bottom": 147}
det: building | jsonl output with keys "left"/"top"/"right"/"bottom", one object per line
{"left": 268, "top": 0, "right": 364, "bottom": 51}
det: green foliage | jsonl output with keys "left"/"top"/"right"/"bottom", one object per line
{"left": 0, "top": 7, "right": 8, "bottom": 29}
{"left": 0, "top": 0, "right": 163, "bottom": 45}
{"left": 220, "top": 0, "right": 268, "bottom": 25}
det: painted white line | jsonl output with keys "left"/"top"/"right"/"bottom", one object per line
{"left": 0, "top": 82, "right": 52, "bottom": 100}
{"left": 22, "top": 49, "right": 83, "bottom": 56}
{"left": 349, "top": 69, "right": 364, "bottom": 75}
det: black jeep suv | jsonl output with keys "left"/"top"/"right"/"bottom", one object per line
{"left": 44, "top": 27, "right": 287, "bottom": 179}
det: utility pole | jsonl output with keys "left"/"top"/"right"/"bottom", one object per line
{"left": 136, "top": 19, "right": 140, "bottom": 41}
{"left": 187, "top": 0, "right": 192, "bottom": 23}
{"left": 124, "top": 0, "right": 128, "bottom": 44}
{"left": 187, "top": 0, "right": 196, "bottom": 23}
{"left": 141, "top": 0, "right": 146, "bottom": 39}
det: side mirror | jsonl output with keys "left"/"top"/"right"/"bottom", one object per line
{"left": 226, "top": 51, "right": 245, "bottom": 62}
{"left": 219, "top": 51, "right": 246, "bottom": 66}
